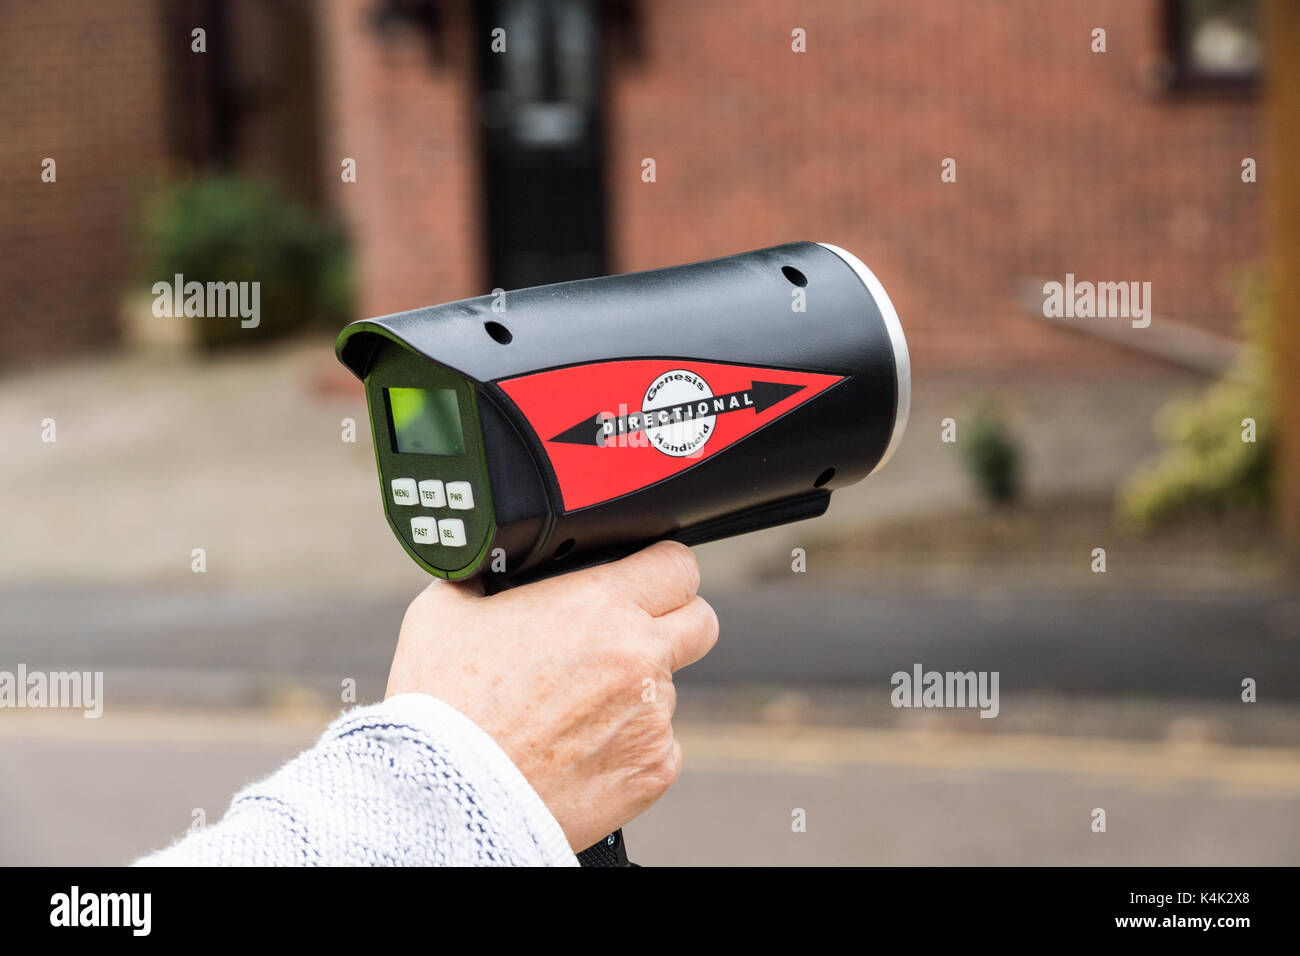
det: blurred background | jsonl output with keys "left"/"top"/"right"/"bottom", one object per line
{"left": 1, "top": 0, "right": 1298, "bottom": 865}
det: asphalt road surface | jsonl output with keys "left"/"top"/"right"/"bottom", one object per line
{"left": 2, "top": 583, "right": 1296, "bottom": 704}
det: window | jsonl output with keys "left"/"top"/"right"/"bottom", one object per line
{"left": 1164, "top": 0, "right": 1262, "bottom": 91}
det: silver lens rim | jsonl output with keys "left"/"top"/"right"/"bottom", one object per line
{"left": 816, "top": 242, "right": 911, "bottom": 474}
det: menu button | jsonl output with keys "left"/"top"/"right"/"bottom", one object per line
{"left": 391, "top": 478, "right": 418, "bottom": 506}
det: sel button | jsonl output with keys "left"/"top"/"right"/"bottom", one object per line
{"left": 446, "top": 481, "right": 474, "bottom": 510}
{"left": 437, "top": 518, "right": 466, "bottom": 547}
{"left": 418, "top": 479, "right": 446, "bottom": 507}
{"left": 410, "top": 517, "right": 438, "bottom": 544}
{"left": 391, "top": 478, "right": 418, "bottom": 506}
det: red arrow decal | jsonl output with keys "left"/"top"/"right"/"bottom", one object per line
{"left": 497, "top": 360, "right": 844, "bottom": 511}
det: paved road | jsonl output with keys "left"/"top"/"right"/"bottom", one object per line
{"left": 2, "top": 709, "right": 1296, "bottom": 866}
{"left": 2, "top": 584, "right": 1296, "bottom": 706}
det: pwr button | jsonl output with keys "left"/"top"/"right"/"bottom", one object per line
{"left": 445, "top": 481, "right": 474, "bottom": 510}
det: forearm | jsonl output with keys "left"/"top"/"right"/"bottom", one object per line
{"left": 135, "top": 693, "right": 577, "bottom": 867}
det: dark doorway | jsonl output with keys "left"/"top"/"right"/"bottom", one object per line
{"left": 474, "top": 0, "right": 609, "bottom": 290}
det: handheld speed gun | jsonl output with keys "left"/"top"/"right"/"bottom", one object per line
{"left": 335, "top": 241, "right": 911, "bottom": 864}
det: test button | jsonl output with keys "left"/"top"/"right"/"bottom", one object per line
{"left": 418, "top": 479, "right": 446, "bottom": 508}
{"left": 446, "top": 481, "right": 474, "bottom": 510}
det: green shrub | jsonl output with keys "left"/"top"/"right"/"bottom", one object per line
{"left": 961, "top": 399, "right": 1022, "bottom": 505}
{"left": 139, "top": 175, "right": 353, "bottom": 349}
{"left": 1119, "top": 271, "right": 1274, "bottom": 528}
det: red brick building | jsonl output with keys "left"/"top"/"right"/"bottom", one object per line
{"left": 1, "top": 0, "right": 1267, "bottom": 374}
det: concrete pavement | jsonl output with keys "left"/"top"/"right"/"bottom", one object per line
{"left": 0, "top": 336, "right": 1214, "bottom": 592}
{"left": 2, "top": 707, "right": 1296, "bottom": 866}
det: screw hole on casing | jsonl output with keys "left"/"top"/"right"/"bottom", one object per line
{"left": 814, "top": 467, "right": 835, "bottom": 488}
{"left": 553, "top": 538, "right": 576, "bottom": 559}
{"left": 782, "top": 266, "right": 808, "bottom": 287}
{"left": 484, "top": 320, "right": 513, "bottom": 344}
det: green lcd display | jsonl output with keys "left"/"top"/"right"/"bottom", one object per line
{"left": 386, "top": 387, "right": 466, "bottom": 456}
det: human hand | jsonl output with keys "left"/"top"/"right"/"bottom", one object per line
{"left": 386, "top": 540, "right": 718, "bottom": 850}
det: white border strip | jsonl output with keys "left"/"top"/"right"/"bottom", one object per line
{"left": 816, "top": 243, "right": 911, "bottom": 473}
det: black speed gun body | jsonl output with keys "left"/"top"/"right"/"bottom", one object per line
{"left": 335, "top": 241, "right": 910, "bottom": 586}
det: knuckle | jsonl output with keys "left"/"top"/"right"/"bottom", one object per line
{"left": 644, "top": 540, "right": 698, "bottom": 598}
{"left": 565, "top": 577, "right": 632, "bottom": 631}
{"left": 658, "top": 679, "right": 678, "bottom": 713}
{"left": 570, "top": 573, "right": 614, "bottom": 610}
{"left": 662, "top": 541, "right": 701, "bottom": 596}
{"left": 639, "top": 740, "right": 682, "bottom": 798}
{"left": 587, "top": 571, "right": 646, "bottom": 621}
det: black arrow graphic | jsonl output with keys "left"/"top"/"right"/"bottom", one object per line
{"left": 549, "top": 380, "right": 806, "bottom": 446}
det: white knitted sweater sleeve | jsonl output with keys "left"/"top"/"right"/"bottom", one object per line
{"left": 135, "top": 693, "right": 578, "bottom": 867}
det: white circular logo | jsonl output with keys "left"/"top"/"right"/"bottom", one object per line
{"left": 642, "top": 369, "right": 714, "bottom": 457}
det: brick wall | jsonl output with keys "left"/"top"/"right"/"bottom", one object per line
{"left": 3, "top": 0, "right": 1266, "bottom": 377}
{"left": 316, "top": 0, "right": 484, "bottom": 320}
{"left": 0, "top": 0, "right": 168, "bottom": 365}
{"left": 604, "top": 0, "right": 1264, "bottom": 374}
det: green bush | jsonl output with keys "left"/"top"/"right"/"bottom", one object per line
{"left": 961, "top": 399, "right": 1022, "bottom": 505}
{"left": 1119, "top": 271, "right": 1274, "bottom": 528}
{"left": 139, "top": 175, "right": 353, "bottom": 349}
